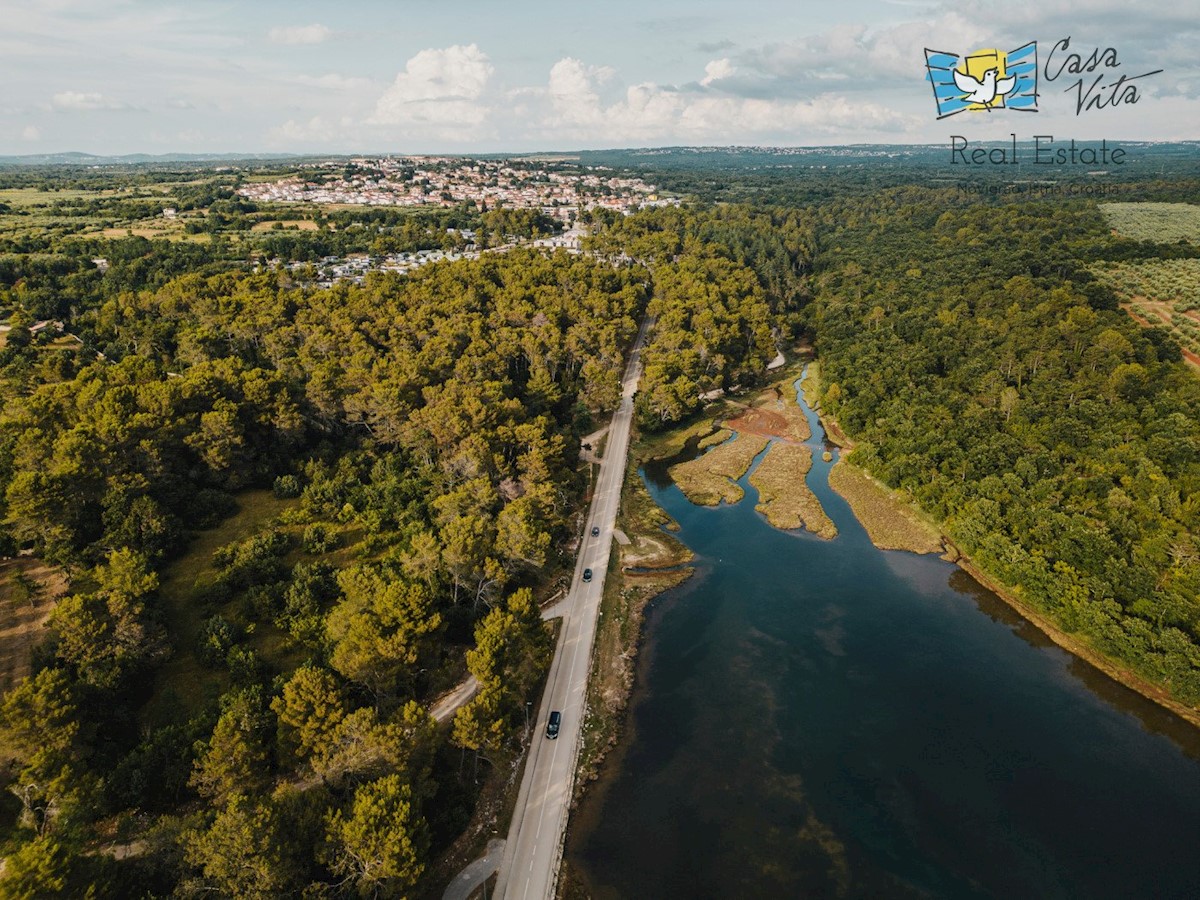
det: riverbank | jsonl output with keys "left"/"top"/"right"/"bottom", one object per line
{"left": 567, "top": 364, "right": 1200, "bottom": 899}
{"left": 564, "top": 360, "right": 1200, "bottom": 900}
{"left": 802, "top": 363, "right": 1200, "bottom": 731}
{"left": 575, "top": 454, "right": 694, "bottom": 797}
{"left": 956, "top": 556, "right": 1200, "bottom": 731}
{"left": 826, "top": 460, "right": 943, "bottom": 555}
{"left": 574, "top": 365, "right": 837, "bottom": 804}
{"left": 797, "top": 364, "right": 938, "bottom": 551}
{"left": 574, "top": 372, "right": 815, "bottom": 809}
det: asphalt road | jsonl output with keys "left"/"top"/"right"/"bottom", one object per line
{"left": 493, "top": 317, "right": 650, "bottom": 900}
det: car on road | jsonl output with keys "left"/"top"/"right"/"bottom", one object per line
{"left": 591, "top": 526, "right": 600, "bottom": 537}
{"left": 546, "top": 710, "right": 561, "bottom": 739}
{"left": 582, "top": 568, "right": 592, "bottom": 582}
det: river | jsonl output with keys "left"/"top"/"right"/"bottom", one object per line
{"left": 566, "top": 373, "right": 1200, "bottom": 899}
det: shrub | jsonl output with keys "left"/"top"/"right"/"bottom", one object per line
{"left": 272, "top": 474, "right": 302, "bottom": 499}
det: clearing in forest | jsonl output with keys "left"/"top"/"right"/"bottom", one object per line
{"left": 0, "top": 558, "right": 68, "bottom": 692}
{"left": 1099, "top": 202, "right": 1200, "bottom": 243}
{"left": 1091, "top": 258, "right": 1200, "bottom": 366}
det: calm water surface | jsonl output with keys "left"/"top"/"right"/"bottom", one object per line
{"left": 567, "top": 374, "right": 1200, "bottom": 899}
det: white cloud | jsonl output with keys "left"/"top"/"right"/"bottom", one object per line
{"left": 548, "top": 58, "right": 615, "bottom": 126}
{"left": 540, "top": 57, "right": 917, "bottom": 144}
{"left": 368, "top": 44, "right": 494, "bottom": 139}
{"left": 738, "top": 18, "right": 982, "bottom": 91}
{"left": 21, "top": 125, "right": 40, "bottom": 141}
{"left": 51, "top": 90, "right": 126, "bottom": 111}
{"left": 268, "top": 24, "right": 331, "bottom": 45}
{"left": 728, "top": 1, "right": 1195, "bottom": 97}
{"left": 7, "top": 0, "right": 1196, "bottom": 153}
{"left": 677, "top": 93, "right": 915, "bottom": 135}
{"left": 701, "top": 58, "right": 736, "bottom": 87}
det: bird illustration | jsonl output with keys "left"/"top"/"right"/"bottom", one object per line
{"left": 953, "top": 66, "right": 1016, "bottom": 109}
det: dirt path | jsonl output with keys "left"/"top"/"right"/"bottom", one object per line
{"left": 430, "top": 675, "right": 480, "bottom": 724}
{"left": 0, "top": 558, "right": 67, "bottom": 692}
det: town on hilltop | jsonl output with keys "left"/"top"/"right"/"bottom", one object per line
{"left": 237, "top": 156, "right": 679, "bottom": 221}
{"left": 235, "top": 156, "right": 676, "bottom": 285}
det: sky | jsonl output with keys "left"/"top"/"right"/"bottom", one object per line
{"left": 2, "top": 0, "right": 1199, "bottom": 155}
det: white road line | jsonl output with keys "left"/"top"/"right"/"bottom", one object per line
{"left": 494, "top": 317, "right": 651, "bottom": 900}
{"left": 536, "top": 736, "right": 561, "bottom": 839}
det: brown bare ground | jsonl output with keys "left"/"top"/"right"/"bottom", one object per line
{"left": 620, "top": 533, "right": 688, "bottom": 570}
{"left": 726, "top": 384, "right": 810, "bottom": 442}
{"left": 1122, "top": 302, "right": 1200, "bottom": 370}
{"left": 1132, "top": 295, "right": 1200, "bottom": 325}
{"left": 0, "top": 558, "right": 67, "bottom": 692}
{"left": 250, "top": 219, "right": 319, "bottom": 232}
{"left": 725, "top": 406, "right": 788, "bottom": 439}
{"left": 748, "top": 443, "right": 837, "bottom": 538}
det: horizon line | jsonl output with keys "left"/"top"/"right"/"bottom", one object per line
{"left": 4, "top": 138, "right": 1200, "bottom": 163}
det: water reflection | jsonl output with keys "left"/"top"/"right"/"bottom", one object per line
{"left": 568, "top": 373, "right": 1200, "bottom": 899}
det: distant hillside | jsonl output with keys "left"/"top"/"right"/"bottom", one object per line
{"left": 573, "top": 142, "right": 1200, "bottom": 171}
{"left": 0, "top": 151, "right": 305, "bottom": 167}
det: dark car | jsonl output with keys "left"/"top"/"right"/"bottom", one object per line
{"left": 546, "top": 710, "right": 561, "bottom": 739}
{"left": 591, "top": 526, "right": 600, "bottom": 537}
{"left": 582, "top": 568, "right": 593, "bottom": 582}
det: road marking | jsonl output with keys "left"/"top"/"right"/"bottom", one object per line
{"left": 496, "top": 319, "right": 650, "bottom": 900}
{"left": 536, "top": 735, "right": 561, "bottom": 839}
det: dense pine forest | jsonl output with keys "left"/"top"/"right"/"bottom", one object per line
{"left": 0, "top": 174, "right": 810, "bottom": 896}
{"left": 0, "top": 248, "right": 652, "bottom": 895}
{"left": 1, "top": 162, "right": 1199, "bottom": 896}
{"left": 812, "top": 190, "right": 1200, "bottom": 702}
